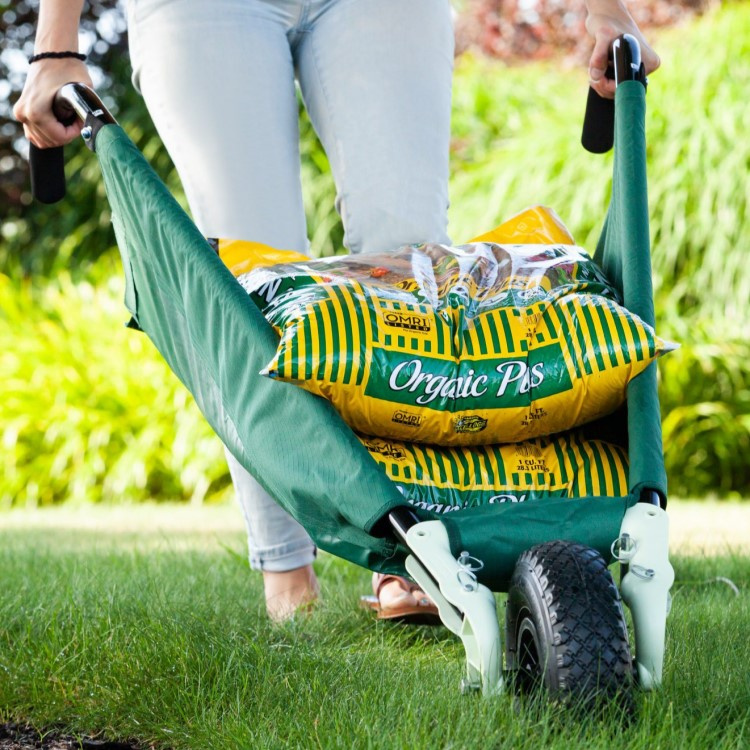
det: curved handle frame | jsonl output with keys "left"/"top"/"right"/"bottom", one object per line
{"left": 29, "top": 83, "right": 117, "bottom": 204}
{"left": 581, "top": 33, "right": 648, "bottom": 154}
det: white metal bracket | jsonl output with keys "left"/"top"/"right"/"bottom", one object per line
{"left": 616, "top": 502, "right": 674, "bottom": 690}
{"left": 404, "top": 520, "right": 503, "bottom": 696}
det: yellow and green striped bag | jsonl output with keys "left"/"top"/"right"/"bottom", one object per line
{"left": 358, "top": 432, "right": 629, "bottom": 512}
{"left": 216, "top": 207, "right": 674, "bottom": 446}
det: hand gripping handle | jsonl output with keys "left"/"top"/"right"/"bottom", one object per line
{"left": 29, "top": 83, "right": 116, "bottom": 204}
{"left": 581, "top": 33, "right": 647, "bottom": 154}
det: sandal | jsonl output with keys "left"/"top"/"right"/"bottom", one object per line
{"left": 360, "top": 573, "right": 441, "bottom": 625}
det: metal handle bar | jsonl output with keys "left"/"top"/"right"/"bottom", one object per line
{"left": 581, "top": 33, "right": 647, "bottom": 154}
{"left": 29, "top": 83, "right": 117, "bottom": 204}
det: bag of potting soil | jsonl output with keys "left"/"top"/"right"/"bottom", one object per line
{"left": 357, "top": 431, "right": 629, "bottom": 512}
{"left": 215, "top": 206, "right": 674, "bottom": 446}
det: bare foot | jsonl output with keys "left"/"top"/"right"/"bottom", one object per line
{"left": 263, "top": 564, "right": 320, "bottom": 623}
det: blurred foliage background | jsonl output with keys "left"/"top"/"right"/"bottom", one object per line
{"left": 1, "top": 0, "right": 748, "bottom": 507}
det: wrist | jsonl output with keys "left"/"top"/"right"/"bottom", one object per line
{"left": 34, "top": 0, "right": 86, "bottom": 54}
{"left": 33, "top": 34, "right": 81, "bottom": 55}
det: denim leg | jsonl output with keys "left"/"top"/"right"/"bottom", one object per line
{"left": 127, "top": 0, "right": 308, "bottom": 248}
{"left": 225, "top": 449, "right": 317, "bottom": 572}
{"left": 127, "top": 0, "right": 316, "bottom": 571}
{"left": 295, "top": 0, "right": 455, "bottom": 254}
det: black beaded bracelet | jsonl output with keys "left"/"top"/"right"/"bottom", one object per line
{"left": 29, "top": 51, "right": 87, "bottom": 64}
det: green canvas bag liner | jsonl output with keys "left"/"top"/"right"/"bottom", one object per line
{"left": 95, "top": 80, "right": 664, "bottom": 590}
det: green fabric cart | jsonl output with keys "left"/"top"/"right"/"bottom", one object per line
{"left": 32, "top": 36, "right": 672, "bottom": 695}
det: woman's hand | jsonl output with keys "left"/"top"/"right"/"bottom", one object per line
{"left": 585, "top": 0, "right": 660, "bottom": 98}
{"left": 13, "top": 57, "right": 94, "bottom": 148}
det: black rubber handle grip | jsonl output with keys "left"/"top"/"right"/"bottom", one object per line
{"left": 29, "top": 91, "right": 78, "bottom": 204}
{"left": 581, "top": 34, "right": 647, "bottom": 154}
{"left": 29, "top": 143, "right": 67, "bottom": 204}
{"left": 581, "top": 82, "right": 615, "bottom": 154}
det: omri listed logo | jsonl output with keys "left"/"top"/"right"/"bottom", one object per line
{"left": 392, "top": 410, "right": 423, "bottom": 427}
{"left": 362, "top": 439, "right": 406, "bottom": 461}
{"left": 382, "top": 310, "right": 431, "bottom": 333}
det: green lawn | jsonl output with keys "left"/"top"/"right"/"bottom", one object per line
{"left": 1, "top": 503, "right": 748, "bottom": 749}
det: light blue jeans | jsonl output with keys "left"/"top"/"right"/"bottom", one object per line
{"left": 127, "top": 0, "right": 454, "bottom": 571}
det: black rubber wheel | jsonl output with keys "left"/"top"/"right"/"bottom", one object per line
{"left": 505, "top": 540, "right": 633, "bottom": 702}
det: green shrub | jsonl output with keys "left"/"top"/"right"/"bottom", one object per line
{"left": 659, "top": 323, "right": 750, "bottom": 499}
{"left": 0, "top": 274, "right": 229, "bottom": 507}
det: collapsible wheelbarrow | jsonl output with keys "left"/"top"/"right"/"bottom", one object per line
{"left": 31, "top": 34, "right": 673, "bottom": 700}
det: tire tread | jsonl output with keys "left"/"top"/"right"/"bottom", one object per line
{"left": 506, "top": 540, "right": 633, "bottom": 699}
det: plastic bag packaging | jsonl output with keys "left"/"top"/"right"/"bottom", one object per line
{"left": 216, "top": 206, "right": 674, "bottom": 446}
{"left": 358, "top": 431, "right": 629, "bottom": 513}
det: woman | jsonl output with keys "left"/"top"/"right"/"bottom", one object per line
{"left": 15, "top": 0, "right": 659, "bottom": 623}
